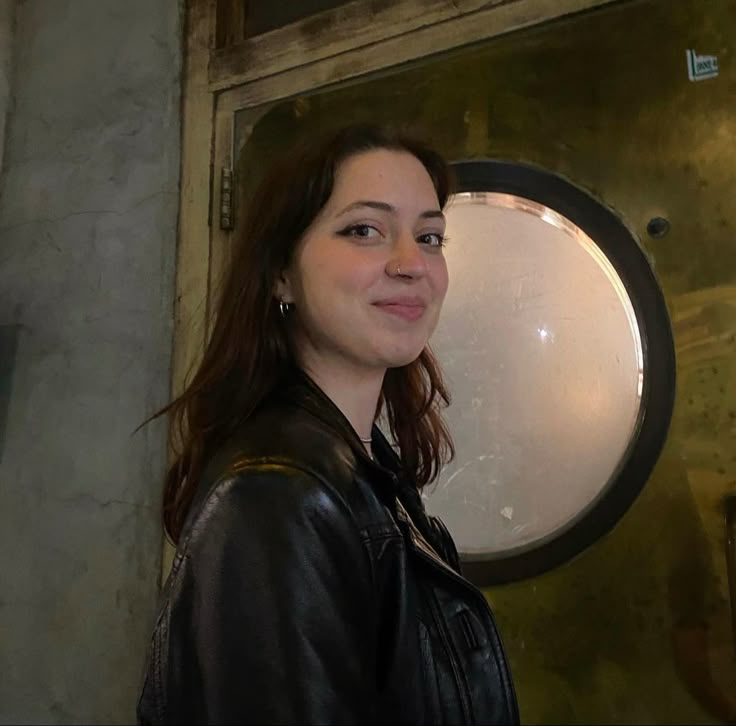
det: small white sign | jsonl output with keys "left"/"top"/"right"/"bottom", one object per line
{"left": 687, "top": 49, "right": 719, "bottom": 81}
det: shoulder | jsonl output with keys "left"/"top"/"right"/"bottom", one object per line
{"left": 218, "top": 401, "right": 356, "bottom": 487}
{"left": 166, "top": 463, "right": 377, "bottom": 607}
{"left": 179, "top": 401, "right": 367, "bottom": 550}
{"left": 181, "top": 464, "right": 364, "bottom": 557}
{"left": 188, "top": 401, "right": 356, "bottom": 513}
{"left": 158, "top": 464, "right": 377, "bottom": 680}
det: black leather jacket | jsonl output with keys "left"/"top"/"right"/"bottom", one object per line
{"left": 137, "top": 373, "right": 518, "bottom": 725}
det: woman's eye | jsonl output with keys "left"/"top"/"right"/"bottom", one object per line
{"left": 417, "top": 232, "right": 447, "bottom": 247}
{"left": 338, "top": 223, "right": 382, "bottom": 239}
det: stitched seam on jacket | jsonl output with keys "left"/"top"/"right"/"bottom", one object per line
{"left": 360, "top": 530, "right": 400, "bottom": 543}
{"left": 224, "top": 458, "right": 399, "bottom": 548}
{"left": 153, "top": 601, "right": 168, "bottom": 724}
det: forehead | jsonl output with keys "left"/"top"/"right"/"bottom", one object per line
{"left": 329, "top": 149, "right": 439, "bottom": 206}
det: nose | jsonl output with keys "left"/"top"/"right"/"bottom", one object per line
{"left": 386, "top": 231, "right": 428, "bottom": 280}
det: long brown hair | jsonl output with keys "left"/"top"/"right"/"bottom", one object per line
{"left": 149, "top": 124, "right": 456, "bottom": 544}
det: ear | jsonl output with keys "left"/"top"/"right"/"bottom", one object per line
{"left": 273, "top": 270, "right": 294, "bottom": 304}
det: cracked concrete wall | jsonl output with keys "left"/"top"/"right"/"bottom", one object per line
{"left": 0, "top": 1, "right": 182, "bottom": 722}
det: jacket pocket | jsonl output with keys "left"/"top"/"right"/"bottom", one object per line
{"left": 455, "top": 608, "right": 482, "bottom": 651}
{"left": 425, "top": 588, "right": 475, "bottom": 724}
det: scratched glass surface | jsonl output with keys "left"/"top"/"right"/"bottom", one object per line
{"left": 423, "top": 192, "right": 644, "bottom": 556}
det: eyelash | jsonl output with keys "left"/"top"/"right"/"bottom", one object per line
{"left": 417, "top": 232, "right": 448, "bottom": 248}
{"left": 337, "top": 224, "right": 448, "bottom": 248}
{"left": 337, "top": 223, "right": 381, "bottom": 240}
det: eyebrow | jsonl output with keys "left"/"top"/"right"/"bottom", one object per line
{"left": 336, "top": 200, "right": 445, "bottom": 221}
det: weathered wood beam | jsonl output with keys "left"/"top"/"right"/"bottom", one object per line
{"left": 211, "top": 0, "right": 628, "bottom": 100}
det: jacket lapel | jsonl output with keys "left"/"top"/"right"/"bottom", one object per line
{"left": 393, "top": 497, "right": 462, "bottom": 578}
{"left": 281, "top": 373, "right": 465, "bottom": 580}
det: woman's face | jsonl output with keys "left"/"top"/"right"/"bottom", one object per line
{"left": 277, "top": 149, "right": 449, "bottom": 378}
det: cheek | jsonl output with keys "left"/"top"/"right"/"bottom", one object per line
{"left": 327, "top": 252, "right": 383, "bottom": 296}
{"left": 430, "top": 257, "right": 450, "bottom": 300}
{"left": 299, "top": 251, "right": 377, "bottom": 309}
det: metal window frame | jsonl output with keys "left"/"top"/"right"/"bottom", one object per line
{"left": 449, "top": 160, "right": 676, "bottom": 585}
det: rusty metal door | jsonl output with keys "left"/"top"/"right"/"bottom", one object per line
{"left": 224, "top": 0, "right": 736, "bottom": 721}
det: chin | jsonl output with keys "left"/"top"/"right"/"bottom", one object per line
{"left": 366, "top": 326, "right": 433, "bottom": 369}
{"left": 380, "top": 343, "right": 427, "bottom": 369}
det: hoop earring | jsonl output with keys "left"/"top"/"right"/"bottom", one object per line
{"left": 279, "top": 300, "right": 291, "bottom": 318}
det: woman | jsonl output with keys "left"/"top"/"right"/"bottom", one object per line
{"left": 137, "top": 124, "right": 518, "bottom": 725}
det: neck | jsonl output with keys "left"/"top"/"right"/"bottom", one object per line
{"left": 299, "top": 356, "right": 385, "bottom": 442}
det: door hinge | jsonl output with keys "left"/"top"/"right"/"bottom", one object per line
{"left": 219, "top": 167, "right": 234, "bottom": 231}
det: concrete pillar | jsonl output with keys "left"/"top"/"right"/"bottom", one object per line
{"left": 0, "top": 1, "right": 182, "bottom": 722}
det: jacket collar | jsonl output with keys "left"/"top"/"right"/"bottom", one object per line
{"left": 276, "top": 367, "right": 396, "bottom": 474}
{"left": 276, "top": 367, "right": 455, "bottom": 574}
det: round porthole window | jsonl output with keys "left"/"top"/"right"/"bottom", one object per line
{"left": 424, "top": 161, "right": 676, "bottom": 585}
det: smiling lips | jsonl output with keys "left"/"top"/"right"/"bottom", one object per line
{"left": 372, "top": 296, "right": 427, "bottom": 321}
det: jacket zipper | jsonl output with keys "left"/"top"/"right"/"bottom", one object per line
{"left": 425, "top": 581, "right": 474, "bottom": 724}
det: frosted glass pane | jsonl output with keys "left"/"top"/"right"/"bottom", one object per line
{"left": 425, "top": 192, "right": 644, "bottom": 556}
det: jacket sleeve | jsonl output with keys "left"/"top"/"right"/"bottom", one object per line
{"left": 138, "top": 466, "right": 377, "bottom": 725}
